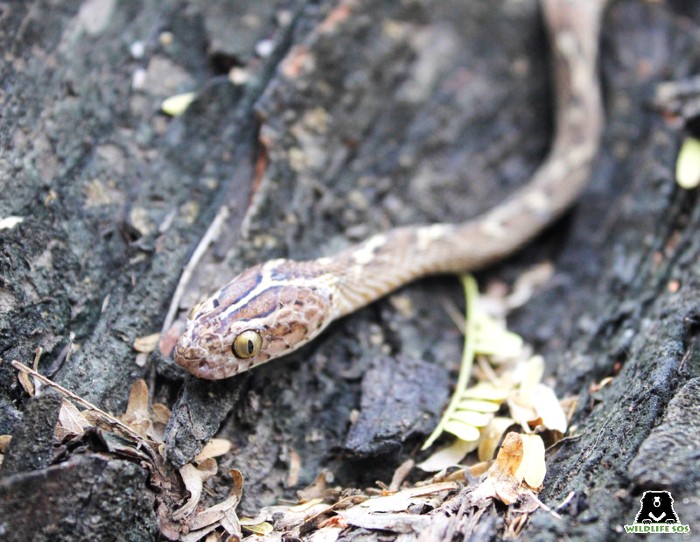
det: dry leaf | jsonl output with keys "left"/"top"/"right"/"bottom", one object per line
{"left": 338, "top": 482, "right": 459, "bottom": 534}
{"left": 478, "top": 417, "right": 517, "bottom": 462}
{"left": 241, "top": 520, "right": 274, "bottom": 535}
{"left": 194, "top": 438, "right": 232, "bottom": 462}
{"left": 152, "top": 403, "right": 171, "bottom": 423}
{"left": 287, "top": 447, "right": 302, "bottom": 487}
{"left": 184, "top": 469, "right": 244, "bottom": 541}
{"left": 352, "top": 482, "right": 459, "bottom": 513}
{"left": 289, "top": 498, "right": 327, "bottom": 513}
{"left": 56, "top": 399, "right": 91, "bottom": 439}
{"left": 530, "top": 384, "right": 567, "bottom": 433}
{"left": 17, "top": 369, "right": 34, "bottom": 396}
{"left": 134, "top": 352, "right": 148, "bottom": 368}
{"left": 508, "top": 357, "right": 567, "bottom": 433}
{"left": 467, "top": 461, "right": 491, "bottom": 478}
{"left": 121, "top": 379, "right": 153, "bottom": 438}
{"left": 520, "top": 355, "right": 545, "bottom": 390}
{"left": 417, "top": 438, "right": 477, "bottom": 472}
{"left": 472, "top": 312, "right": 524, "bottom": 359}
{"left": 515, "top": 433, "right": 546, "bottom": 489}
{"left": 133, "top": 332, "right": 161, "bottom": 353}
{"left": 0, "top": 435, "right": 11, "bottom": 453}
{"left": 471, "top": 432, "right": 546, "bottom": 505}
{"left": 297, "top": 470, "right": 333, "bottom": 502}
{"left": 173, "top": 459, "right": 218, "bottom": 520}
{"left": 589, "top": 377, "right": 614, "bottom": 393}
{"left": 505, "top": 263, "right": 555, "bottom": 311}
{"left": 119, "top": 379, "right": 172, "bottom": 442}
{"left": 340, "top": 511, "right": 432, "bottom": 534}
{"left": 218, "top": 507, "right": 241, "bottom": 540}
{"left": 306, "top": 525, "right": 343, "bottom": 541}
{"left": 389, "top": 459, "right": 415, "bottom": 491}
{"left": 180, "top": 524, "right": 219, "bottom": 542}
{"left": 159, "top": 323, "right": 182, "bottom": 356}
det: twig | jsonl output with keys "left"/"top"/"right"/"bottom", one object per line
{"left": 11, "top": 360, "right": 144, "bottom": 442}
{"left": 161, "top": 205, "right": 230, "bottom": 335}
{"left": 528, "top": 490, "right": 562, "bottom": 519}
{"left": 46, "top": 332, "right": 75, "bottom": 377}
{"left": 555, "top": 490, "right": 576, "bottom": 512}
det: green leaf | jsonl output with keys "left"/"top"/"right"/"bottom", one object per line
{"left": 457, "top": 398, "right": 501, "bottom": 413}
{"left": 462, "top": 383, "right": 509, "bottom": 401}
{"left": 676, "top": 136, "right": 700, "bottom": 189}
{"left": 472, "top": 313, "right": 524, "bottom": 357}
{"left": 161, "top": 92, "right": 196, "bottom": 116}
{"left": 422, "top": 275, "right": 523, "bottom": 451}
{"left": 423, "top": 275, "right": 491, "bottom": 450}
{"left": 443, "top": 419, "right": 482, "bottom": 442}
{"left": 449, "top": 410, "right": 492, "bottom": 428}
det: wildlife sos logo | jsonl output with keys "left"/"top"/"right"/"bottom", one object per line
{"left": 624, "top": 491, "right": 690, "bottom": 534}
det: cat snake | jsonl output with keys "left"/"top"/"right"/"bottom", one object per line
{"left": 175, "top": 0, "right": 606, "bottom": 380}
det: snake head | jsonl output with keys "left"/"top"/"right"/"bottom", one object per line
{"left": 174, "top": 260, "right": 337, "bottom": 379}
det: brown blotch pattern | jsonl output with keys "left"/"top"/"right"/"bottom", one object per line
{"left": 270, "top": 260, "right": 330, "bottom": 281}
{"left": 278, "top": 285, "right": 299, "bottom": 306}
{"left": 223, "top": 286, "right": 283, "bottom": 324}
{"left": 216, "top": 264, "right": 264, "bottom": 307}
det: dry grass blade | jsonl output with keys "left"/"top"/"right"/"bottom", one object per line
{"left": 11, "top": 360, "right": 146, "bottom": 443}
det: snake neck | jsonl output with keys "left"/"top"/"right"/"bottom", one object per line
{"left": 328, "top": 0, "right": 605, "bottom": 320}
{"left": 328, "top": 225, "right": 470, "bottom": 318}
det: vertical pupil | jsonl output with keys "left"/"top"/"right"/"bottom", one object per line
{"left": 247, "top": 339, "right": 254, "bottom": 354}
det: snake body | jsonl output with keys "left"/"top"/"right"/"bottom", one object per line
{"left": 175, "top": 0, "right": 606, "bottom": 380}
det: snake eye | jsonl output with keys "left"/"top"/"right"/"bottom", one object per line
{"left": 232, "top": 330, "right": 262, "bottom": 359}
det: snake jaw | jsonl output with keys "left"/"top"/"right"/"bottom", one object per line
{"left": 173, "top": 322, "right": 212, "bottom": 377}
{"left": 174, "top": 335, "right": 252, "bottom": 380}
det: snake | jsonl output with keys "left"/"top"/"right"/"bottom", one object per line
{"left": 175, "top": 0, "right": 606, "bottom": 380}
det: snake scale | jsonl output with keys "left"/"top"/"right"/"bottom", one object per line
{"left": 175, "top": 0, "right": 606, "bottom": 380}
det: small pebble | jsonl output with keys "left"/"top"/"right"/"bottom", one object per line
{"left": 255, "top": 39, "right": 275, "bottom": 57}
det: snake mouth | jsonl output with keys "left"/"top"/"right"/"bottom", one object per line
{"left": 174, "top": 339, "right": 241, "bottom": 380}
{"left": 174, "top": 341, "right": 209, "bottom": 369}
